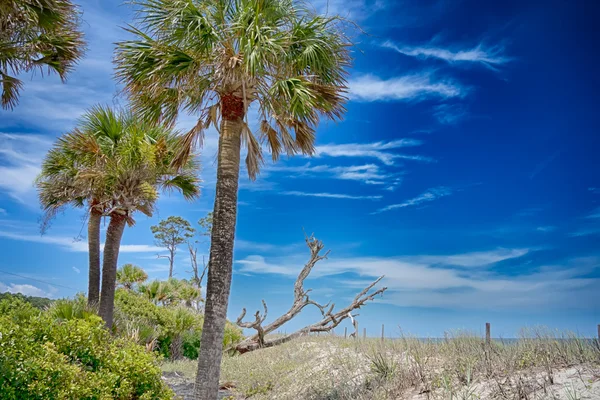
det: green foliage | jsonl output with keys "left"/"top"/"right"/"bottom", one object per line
{"left": 369, "top": 351, "right": 398, "bottom": 381}
{"left": 0, "top": 295, "right": 41, "bottom": 322}
{"left": 36, "top": 106, "right": 201, "bottom": 229}
{"left": 198, "top": 212, "right": 213, "bottom": 237}
{"left": 114, "top": 287, "right": 242, "bottom": 360}
{"left": 182, "top": 320, "right": 243, "bottom": 359}
{"left": 0, "top": 291, "right": 53, "bottom": 309}
{"left": 49, "top": 294, "right": 97, "bottom": 321}
{"left": 0, "top": 303, "right": 173, "bottom": 399}
{"left": 115, "top": 0, "right": 351, "bottom": 178}
{"left": 151, "top": 216, "right": 195, "bottom": 249}
{"left": 117, "top": 263, "right": 149, "bottom": 289}
{"left": 0, "top": 0, "right": 85, "bottom": 110}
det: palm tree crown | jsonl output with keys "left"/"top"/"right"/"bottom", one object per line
{"left": 0, "top": 0, "right": 85, "bottom": 109}
{"left": 115, "top": 0, "right": 350, "bottom": 177}
{"left": 117, "top": 264, "right": 148, "bottom": 290}
{"left": 38, "top": 105, "right": 201, "bottom": 226}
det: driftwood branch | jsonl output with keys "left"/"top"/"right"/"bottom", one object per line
{"left": 235, "top": 233, "right": 387, "bottom": 353}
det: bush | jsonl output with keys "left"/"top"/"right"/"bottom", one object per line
{"left": 114, "top": 288, "right": 243, "bottom": 360}
{"left": 0, "top": 291, "right": 53, "bottom": 309}
{"left": 0, "top": 300, "right": 173, "bottom": 400}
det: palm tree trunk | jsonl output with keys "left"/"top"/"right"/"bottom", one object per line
{"left": 87, "top": 207, "right": 102, "bottom": 307}
{"left": 98, "top": 213, "right": 127, "bottom": 329}
{"left": 194, "top": 99, "right": 243, "bottom": 400}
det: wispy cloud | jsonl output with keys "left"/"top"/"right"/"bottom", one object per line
{"left": 585, "top": 207, "right": 600, "bottom": 219}
{"left": 0, "top": 208, "right": 6, "bottom": 215}
{"left": 310, "top": 0, "right": 385, "bottom": 20}
{"left": 382, "top": 40, "right": 511, "bottom": 69}
{"left": 0, "top": 133, "right": 54, "bottom": 204}
{"left": 569, "top": 227, "right": 600, "bottom": 237}
{"left": 529, "top": 151, "right": 560, "bottom": 179}
{"left": 0, "top": 282, "right": 57, "bottom": 298}
{"left": 281, "top": 191, "right": 382, "bottom": 200}
{"left": 536, "top": 226, "right": 557, "bottom": 233}
{"left": 0, "top": 231, "right": 164, "bottom": 253}
{"left": 237, "top": 249, "right": 599, "bottom": 310}
{"left": 314, "top": 139, "right": 430, "bottom": 166}
{"left": 266, "top": 163, "right": 401, "bottom": 186}
{"left": 433, "top": 103, "right": 470, "bottom": 125}
{"left": 374, "top": 186, "right": 452, "bottom": 214}
{"left": 589, "top": 187, "right": 600, "bottom": 194}
{"left": 72, "top": 266, "right": 81, "bottom": 274}
{"left": 348, "top": 73, "right": 465, "bottom": 102}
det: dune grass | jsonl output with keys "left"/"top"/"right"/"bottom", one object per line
{"left": 162, "top": 328, "right": 600, "bottom": 399}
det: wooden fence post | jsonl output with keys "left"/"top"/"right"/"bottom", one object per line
{"left": 344, "top": 327, "right": 347, "bottom": 339}
{"left": 381, "top": 324, "right": 385, "bottom": 342}
{"left": 486, "top": 322, "right": 491, "bottom": 346}
{"left": 363, "top": 327, "right": 366, "bottom": 339}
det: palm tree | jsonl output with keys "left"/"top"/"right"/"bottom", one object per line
{"left": 116, "top": 264, "right": 148, "bottom": 290}
{"left": 43, "top": 106, "right": 201, "bottom": 328}
{"left": 37, "top": 117, "right": 110, "bottom": 307}
{"left": 1, "top": 0, "right": 85, "bottom": 109}
{"left": 115, "top": 1, "right": 350, "bottom": 396}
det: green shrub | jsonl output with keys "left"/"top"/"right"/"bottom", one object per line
{"left": 0, "top": 309, "right": 173, "bottom": 399}
{"left": 114, "top": 288, "right": 242, "bottom": 360}
{"left": 0, "top": 291, "right": 53, "bottom": 309}
{"left": 182, "top": 321, "right": 243, "bottom": 359}
{"left": 0, "top": 295, "right": 40, "bottom": 322}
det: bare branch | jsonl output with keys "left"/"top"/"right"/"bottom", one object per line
{"left": 235, "top": 233, "right": 387, "bottom": 353}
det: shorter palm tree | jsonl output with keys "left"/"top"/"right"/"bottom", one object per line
{"left": 116, "top": 264, "right": 148, "bottom": 290}
{"left": 53, "top": 106, "right": 201, "bottom": 328}
{"left": 1, "top": 0, "right": 85, "bottom": 109}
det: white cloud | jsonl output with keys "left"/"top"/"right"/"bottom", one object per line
{"left": 433, "top": 103, "right": 469, "bottom": 125}
{"left": 310, "top": 0, "right": 385, "bottom": 20}
{"left": 536, "top": 226, "right": 557, "bottom": 233}
{"left": 72, "top": 267, "right": 81, "bottom": 274}
{"left": 266, "top": 163, "right": 400, "bottom": 186}
{"left": 314, "top": 139, "right": 429, "bottom": 166}
{"left": 382, "top": 41, "right": 511, "bottom": 69}
{"left": 568, "top": 227, "right": 600, "bottom": 237}
{"left": 374, "top": 186, "right": 452, "bottom": 213}
{"left": 0, "top": 230, "right": 164, "bottom": 253}
{"left": 235, "top": 240, "right": 300, "bottom": 253}
{"left": 0, "top": 282, "right": 56, "bottom": 298}
{"left": 585, "top": 207, "right": 600, "bottom": 219}
{"left": 348, "top": 73, "right": 465, "bottom": 102}
{"left": 236, "top": 248, "right": 599, "bottom": 310}
{"left": 280, "top": 191, "right": 382, "bottom": 200}
{"left": 0, "top": 133, "right": 54, "bottom": 204}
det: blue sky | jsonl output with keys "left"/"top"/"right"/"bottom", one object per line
{"left": 1, "top": 0, "right": 599, "bottom": 338}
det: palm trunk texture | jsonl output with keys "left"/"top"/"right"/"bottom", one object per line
{"left": 87, "top": 208, "right": 102, "bottom": 307}
{"left": 98, "top": 214, "right": 127, "bottom": 329}
{"left": 194, "top": 97, "right": 243, "bottom": 400}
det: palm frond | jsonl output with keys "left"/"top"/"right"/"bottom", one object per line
{"left": 0, "top": 73, "right": 23, "bottom": 110}
{"left": 115, "top": 0, "right": 352, "bottom": 178}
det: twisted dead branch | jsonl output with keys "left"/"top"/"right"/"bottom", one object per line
{"left": 235, "top": 233, "right": 387, "bottom": 353}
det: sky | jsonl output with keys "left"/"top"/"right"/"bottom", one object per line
{"left": 1, "top": 0, "right": 599, "bottom": 338}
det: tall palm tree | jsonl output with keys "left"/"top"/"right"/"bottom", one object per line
{"left": 43, "top": 106, "right": 201, "bottom": 328}
{"left": 1, "top": 0, "right": 85, "bottom": 109}
{"left": 116, "top": 263, "right": 148, "bottom": 290}
{"left": 115, "top": 1, "right": 350, "bottom": 397}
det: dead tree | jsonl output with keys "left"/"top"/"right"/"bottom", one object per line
{"left": 188, "top": 243, "right": 209, "bottom": 311}
{"left": 235, "top": 233, "right": 387, "bottom": 353}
